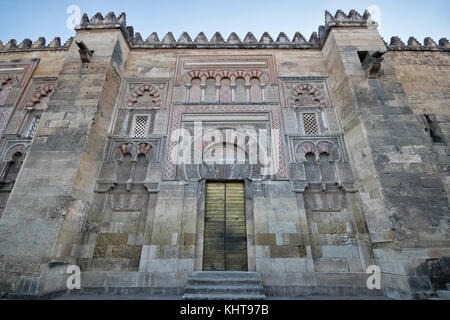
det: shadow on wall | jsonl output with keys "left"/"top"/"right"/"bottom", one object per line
{"left": 413, "top": 257, "right": 450, "bottom": 291}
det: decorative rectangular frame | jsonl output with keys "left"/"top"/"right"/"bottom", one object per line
{"left": 163, "top": 104, "right": 288, "bottom": 180}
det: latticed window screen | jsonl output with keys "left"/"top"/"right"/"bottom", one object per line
{"left": 130, "top": 115, "right": 150, "bottom": 138}
{"left": 302, "top": 113, "right": 319, "bottom": 135}
{"left": 26, "top": 116, "right": 41, "bottom": 138}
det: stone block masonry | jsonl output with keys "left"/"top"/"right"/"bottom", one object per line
{"left": 0, "top": 9, "right": 448, "bottom": 300}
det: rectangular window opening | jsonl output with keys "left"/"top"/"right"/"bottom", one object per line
{"left": 130, "top": 115, "right": 150, "bottom": 138}
{"left": 358, "top": 51, "right": 369, "bottom": 64}
{"left": 302, "top": 113, "right": 319, "bottom": 135}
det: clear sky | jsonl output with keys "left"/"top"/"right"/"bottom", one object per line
{"left": 0, "top": 0, "right": 449, "bottom": 45}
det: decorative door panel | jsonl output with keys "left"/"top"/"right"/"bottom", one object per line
{"left": 203, "top": 182, "right": 247, "bottom": 271}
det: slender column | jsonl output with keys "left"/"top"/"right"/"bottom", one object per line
{"left": 185, "top": 83, "right": 191, "bottom": 103}
{"left": 200, "top": 83, "right": 206, "bottom": 102}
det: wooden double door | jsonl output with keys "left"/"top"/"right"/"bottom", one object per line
{"left": 203, "top": 182, "right": 248, "bottom": 271}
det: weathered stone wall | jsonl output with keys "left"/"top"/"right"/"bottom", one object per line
{"left": 0, "top": 28, "right": 128, "bottom": 295}
{"left": 322, "top": 26, "right": 449, "bottom": 298}
{"left": 0, "top": 10, "right": 448, "bottom": 299}
{"left": 0, "top": 51, "right": 66, "bottom": 78}
{"left": 125, "top": 49, "right": 328, "bottom": 78}
{"left": 389, "top": 50, "right": 450, "bottom": 201}
{"left": 389, "top": 50, "right": 450, "bottom": 117}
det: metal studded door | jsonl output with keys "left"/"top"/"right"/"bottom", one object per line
{"left": 203, "top": 182, "right": 248, "bottom": 271}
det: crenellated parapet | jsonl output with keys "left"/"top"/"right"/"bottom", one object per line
{"left": 0, "top": 37, "right": 73, "bottom": 52}
{"left": 324, "top": 9, "right": 375, "bottom": 28}
{"left": 69, "top": 12, "right": 322, "bottom": 48}
{"left": 1, "top": 10, "right": 448, "bottom": 52}
{"left": 387, "top": 36, "right": 450, "bottom": 51}
{"left": 133, "top": 31, "right": 323, "bottom": 48}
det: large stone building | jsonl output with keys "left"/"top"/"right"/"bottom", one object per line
{"left": 0, "top": 9, "right": 448, "bottom": 300}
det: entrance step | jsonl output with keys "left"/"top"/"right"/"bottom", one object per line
{"left": 436, "top": 290, "right": 450, "bottom": 300}
{"left": 183, "top": 272, "right": 266, "bottom": 300}
{"left": 425, "top": 284, "right": 450, "bottom": 300}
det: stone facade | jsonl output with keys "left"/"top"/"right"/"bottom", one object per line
{"left": 0, "top": 10, "right": 448, "bottom": 299}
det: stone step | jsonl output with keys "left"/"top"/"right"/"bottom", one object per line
{"left": 187, "top": 278, "right": 262, "bottom": 286}
{"left": 183, "top": 272, "right": 266, "bottom": 300}
{"left": 184, "top": 285, "right": 265, "bottom": 295}
{"left": 436, "top": 290, "right": 450, "bottom": 300}
{"left": 7, "top": 293, "right": 41, "bottom": 300}
{"left": 187, "top": 272, "right": 263, "bottom": 286}
{"left": 183, "top": 293, "right": 266, "bottom": 300}
{"left": 189, "top": 271, "right": 261, "bottom": 280}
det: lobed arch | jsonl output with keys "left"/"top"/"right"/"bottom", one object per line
{"left": 288, "top": 84, "right": 328, "bottom": 107}
{"left": 3, "top": 144, "right": 28, "bottom": 162}
{"left": 0, "top": 74, "right": 18, "bottom": 88}
{"left": 127, "top": 84, "right": 162, "bottom": 109}
{"left": 316, "top": 141, "right": 336, "bottom": 157}
{"left": 184, "top": 70, "right": 269, "bottom": 85}
{"left": 0, "top": 75, "right": 18, "bottom": 104}
{"left": 0, "top": 144, "right": 28, "bottom": 184}
{"left": 233, "top": 71, "right": 247, "bottom": 83}
{"left": 25, "top": 84, "right": 54, "bottom": 110}
{"left": 117, "top": 142, "right": 154, "bottom": 162}
{"left": 297, "top": 141, "right": 315, "bottom": 155}
{"left": 296, "top": 140, "right": 339, "bottom": 163}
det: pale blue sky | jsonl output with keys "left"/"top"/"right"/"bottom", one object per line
{"left": 0, "top": 0, "right": 449, "bottom": 45}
